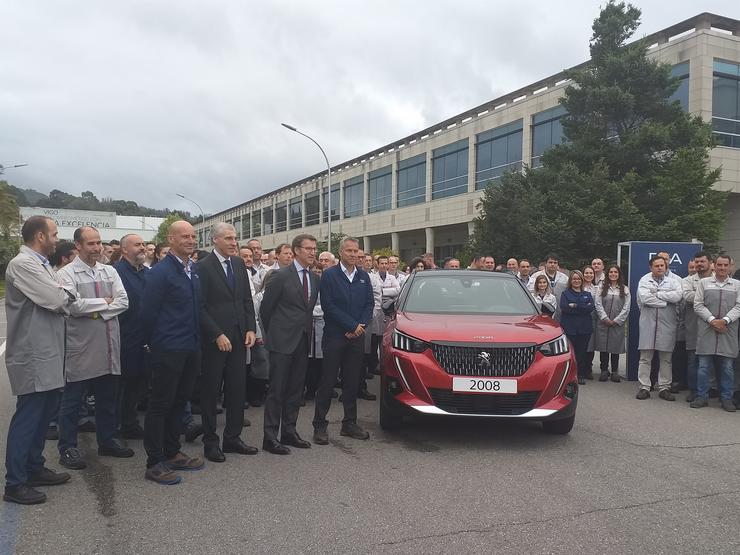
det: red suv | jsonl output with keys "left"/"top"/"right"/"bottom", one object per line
{"left": 380, "top": 270, "right": 578, "bottom": 434}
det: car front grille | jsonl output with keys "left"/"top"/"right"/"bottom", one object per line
{"left": 430, "top": 343, "right": 536, "bottom": 377}
{"left": 428, "top": 389, "right": 540, "bottom": 415}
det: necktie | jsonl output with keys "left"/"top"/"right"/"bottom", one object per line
{"left": 379, "top": 272, "right": 387, "bottom": 283}
{"left": 225, "top": 258, "right": 235, "bottom": 290}
{"left": 302, "top": 268, "right": 309, "bottom": 302}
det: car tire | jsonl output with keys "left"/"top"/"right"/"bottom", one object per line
{"left": 379, "top": 391, "right": 404, "bottom": 431}
{"left": 542, "top": 414, "right": 575, "bottom": 435}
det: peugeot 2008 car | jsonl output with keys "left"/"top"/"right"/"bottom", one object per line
{"left": 380, "top": 270, "right": 578, "bottom": 434}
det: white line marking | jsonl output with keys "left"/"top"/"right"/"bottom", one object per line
{"left": 0, "top": 341, "right": 5, "bottom": 357}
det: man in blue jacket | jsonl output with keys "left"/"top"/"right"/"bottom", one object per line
{"left": 140, "top": 221, "right": 204, "bottom": 485}
{"left": 312, "top": 237, "right": 374, "bottom": 444}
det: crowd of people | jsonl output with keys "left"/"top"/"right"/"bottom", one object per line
{"left": 3, "top": 215, "right": 740, "bottom": 505}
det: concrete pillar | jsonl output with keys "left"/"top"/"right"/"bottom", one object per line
{"left": 467, "top": 221, "right": 475, "bottom": 237}
{"left": 363, "top": 236, "right": 371, "bottom": 253}
{"left": 426, "top": 154, "right": 434, "bottom": 202}
{"left": 391, "top": 232, "right": 400, "bottom": 254}
{"left": 521, "top": 115, "right": 532, "bottom": 167}
{"left": 425, "top": 227, "right": 435, "bottom": 254}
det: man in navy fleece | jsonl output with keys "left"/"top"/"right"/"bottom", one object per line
{"left": 312, "top": 237, "right": 374, "bottom": 444}
{"left": 140, "top": 221, "right": 205, "bottom": 485}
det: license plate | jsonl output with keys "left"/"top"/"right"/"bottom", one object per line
{"left": 452, "top": 377, "right": 518, "bottom": 394}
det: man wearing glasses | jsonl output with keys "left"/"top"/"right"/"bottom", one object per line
{"left": 259, "top": 234, "right": 320, "bottom": 454}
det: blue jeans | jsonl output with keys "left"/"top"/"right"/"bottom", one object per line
{"left": 58, "top": 374, "right": 118, "bottom": 453}
{"left": 697, "top": 355, "right": 735, "bottom": 401}
{"left": 5, "top": 390, "right": 62, "bottom": 487}
{"left": 686, "top": 350, "right": 697, "bottom": 393}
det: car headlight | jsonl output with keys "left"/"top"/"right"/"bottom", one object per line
{"left": 539, "top": 334, "right": 569, "bottom": 356}
{"left": 392, "top": 329, "right": 429, "bottom": 353}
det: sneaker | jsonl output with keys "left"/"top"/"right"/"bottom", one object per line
{"left": 98, "top": 438, "right": 135, "bottom": 458}
{"left": 686, "top": 392, "right": 697, "bottom": 403}
{"left": 635, "top": 389, "right": 650, "bottom": 400}
{"left": 610, "top": 373, "right": 621, "bottom": 383}
{"left": 165, "top": 451, "right": 204, "bottom": 471}
{"left": 690, "top": 398, "right": 708, "bottom": 409}
{"left": 313, "top": 428, "right": 329, "bottom": 445}
{"left": 144, "top": 462, "right": 182, "bottom": 485}
{"left": 59, "top": 447, "right": 87, "bottom": 470}
{"left": 3, "top": 484, "right": 46, "bottom": 505}
{"left": 599, "top": 371, "right": 609, "bottom": 382}
{"left": 721, "top": 399, "right": 736, "bottom": 413}
{"left": 340, "top": 423, "right": 370, "bottom": 440}
{"left": 26, "top": 467, "right": 71, "bottom": 487}
{"left": 658, "top": 390, "right": 676, "bottom": 401}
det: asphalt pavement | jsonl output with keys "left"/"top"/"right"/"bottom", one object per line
{"left": 1, "top": 299, "right": 740, "bottom": 554}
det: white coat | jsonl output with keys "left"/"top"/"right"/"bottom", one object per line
{"left": 694, "top": 276, "right": 740, "bottom": 358}
{"left": 636, "top": 272, "right": 682, "bottom": 352}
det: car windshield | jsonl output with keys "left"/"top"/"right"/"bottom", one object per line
{"left": 402, "top": 274, "right": 537, "bottom": 315}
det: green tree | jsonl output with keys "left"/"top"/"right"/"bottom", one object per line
{"left": 0, "top": 181, "right": 21, "bottom": 277}
{"left": 472, "top": 1, "right": 725, "bottom": 268}
{"left": 154, "top": 212, "right": 188, "bottom": 244}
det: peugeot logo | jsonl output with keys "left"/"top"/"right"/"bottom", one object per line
{"left": 478, "top": 351, "right": 492, "bottom": 368}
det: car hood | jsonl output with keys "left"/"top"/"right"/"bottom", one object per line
{"left": 395, "top": 312, "right": 563, "bottom": 345}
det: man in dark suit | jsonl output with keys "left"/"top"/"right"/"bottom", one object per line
{"left": 198, "top": 223, "right": 257, "bottom": 462}
{"left": 260, "top": 233, "right": 319, "bottom": 455}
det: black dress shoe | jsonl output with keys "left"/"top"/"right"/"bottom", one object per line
{"left": 281, "top": 433, "right": 311, "bottom": 449}
{"left": 45, "top": 425, "right": 59, "bottom": 441}
{"left": 313, "top": 428, "right": 329, "bottom": 445}
{"left": 262, "top": 439, "right": 290, "bottom": 455}
{"left": 358, "top": 389, "right": 377, "bottom": 401}
{"left": 204, "top": 445, "right": 226, "bottom": 463}
{"left": 27, "top": 467, "right": 71, "bottom": 487}
{"left": 77, "top": 420, "right": 96, "bottom": 433}
{"left": 223, "top": 438, "right": 259, "bottom": 455}
{"left": 3, "top": 484, "right": 46, "bottom": 505}
{"left": 184, "top": 422, "right": 204, "bottom": 443}
{"left": 98, "top": 438, "right": 135, "bottom": 458}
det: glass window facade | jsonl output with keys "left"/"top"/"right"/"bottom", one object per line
{"left": 475, "top": 120, "right": 523, "bottom": 189}
{"left": 669, "top": 61, "right": 690, "bottom": 111}
{"left": 251, "top": 210, "right": 261, "bottom": 237}
{"left": 275, "top": 201, "right": 287, "bottom": 232}
{"left": 289, "top": 196, "right": 302, "bottom": 229}
{"left": 713, "top": 59, "right": 740, "bottom": 148}
{"left": 531, "top": 105, "right": 567, "bottom": 168}
{"left": 232, "top": 217, "right": 241, "bottom": 239}
{"left": 262, "top": 206, "right": 273, "bottom": 235}
{"left": 305, "top": 191, "right": 320, "bottom": 226}
{"left": 241, "top": 213, "right": 250, "bottom": 240}
{"left": 397, "top": 154, "right": 426, "bottom": 207}
{"left": 322, "top": 184, "right": 340, "bottom": 223}
{"left": 344, "top": 176, "right": 364, "bottom": 218}
{"left": 432, "top": 139, "right": 469, "bottom": 200}
{"left": 368, "top": 165, "right": 392, "bottom": 213}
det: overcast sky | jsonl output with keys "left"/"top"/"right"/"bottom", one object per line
{"left": 1, "top": 1, "right": 737, "bottom": 214}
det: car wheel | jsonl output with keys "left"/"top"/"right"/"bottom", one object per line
{"left": 542, "top": 414, "right": 575, "bottom": 435}
{"left": 379, "top": 391, "right": 404, "bottom": 431}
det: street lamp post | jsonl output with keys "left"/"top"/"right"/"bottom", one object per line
{"left": 281, "top": 123, "right": 333, "bottom": 253}
{"left": 0, "top": 163, "right": 29, "bottom": 175}
{"left": 176, "top": 193, "right": 206, "bottom": 246}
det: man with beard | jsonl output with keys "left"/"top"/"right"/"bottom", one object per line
{"left": 114, "top": 234, "right": 150, "bottom": 439}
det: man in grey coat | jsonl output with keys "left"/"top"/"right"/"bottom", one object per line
{"left": 636, "top": 255, "right": 682, "bottom": 401}
{"left": 681, "top": 251, "right": 713, "bottom": 402}
{"left": 3, "top": 216, "right": 75, "bottom": 505}
{"left": 690, "top": 255, "right": 740, "bottom": 411}
{"left": 56, "top": 227, "right": 132, "bottom": 470}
